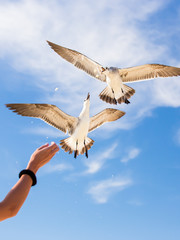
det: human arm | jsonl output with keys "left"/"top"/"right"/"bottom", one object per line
{"left": 0, "top": 142, "right": 59, "bottom": 221}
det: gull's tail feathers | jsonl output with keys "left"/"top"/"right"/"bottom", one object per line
{"left": 117, "top": 84, "right": 135, "bottom": 104}
{"left": 99, "top": 86, "right": 117, "bottom": 104}
{"left": 60, "top": 136, "right": 94, "bottom": 158}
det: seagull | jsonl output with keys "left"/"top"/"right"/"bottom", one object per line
{"left": 6, "top": 94, "right": 125, "bottom": 158}
{"left": 47, "top": 40, "right": 180, "bottom": 105}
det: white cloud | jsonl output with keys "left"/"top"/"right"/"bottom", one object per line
{"left": 42, "top": 163, "right": 73, "bottom": 174}
{"left": 21, "top": 126, "right": 64, "bottom": 138}
{"left": 1, "top": 0, "right": 180, "bottom": 132}
{"left": 121, "top": 147, "right": 141, "bottom": 163}
{"left": 87, "top": 176, "right": 132, "bottom": 204}
{"left": 152, "top": 78, "right": 180, "bottom": 107}
{"left": 82, "top": 143, "right": 117, "bottom": 175}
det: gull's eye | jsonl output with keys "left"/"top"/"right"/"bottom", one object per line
{"left": 102, "top": 67, "right": 106, "bottom": 72}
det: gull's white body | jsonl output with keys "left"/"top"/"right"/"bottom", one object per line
{"left": 74, "top": 104, "right": 90, "bottom": 141}
{"left": 65, "top": 97, "right": 91, "bottom": 155}
{"left": 105, "top": 67, "right": 125, "bottom": 100}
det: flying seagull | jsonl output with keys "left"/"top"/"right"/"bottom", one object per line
{"left": 6, "top": 94, "right": 125, "bottom": 158}
{"left": 47, "top": 40, "right": 180, "bottom": 105}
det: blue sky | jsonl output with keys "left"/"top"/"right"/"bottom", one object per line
{"left": 0, "top": 0, "right": 180, "bottom": 239}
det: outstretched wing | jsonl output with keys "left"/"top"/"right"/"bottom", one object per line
{"left": 119, "top": 64, "right": 180, "bottom": 83}
{"left": 47, "top": 41, "right": 106, "bottom": 82}
{"left": 6, "top": 104, "right": 78, "bottom": 134}
{"left": 89, "top": 108, "right": 125, "bottom": 132}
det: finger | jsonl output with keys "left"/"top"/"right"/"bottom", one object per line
{"left": 43, "top": 144, "right": 59, "bottom": 155}
{"left": 38, "top": 143, "right": 49, "bottom": 150}
{"left": 50, "top": 142, "right": 57, "bottom": 148}
{"left": 50, "top": 145, "right": 60, "bottom": 156}
{"left": 52, "top": 145, "right": 60, "bottom": 153}
{"left": 49, "top": 142, "right": 59, "bottom": 151}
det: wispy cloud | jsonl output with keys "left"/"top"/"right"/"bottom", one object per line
{"left": 41, "top": 163, "right": 73, "bottom": 174}
{"left": 121, "top": 147, "right": 141, "bottom": 163}
{"left": 21, "top": 126, "right": 64, "bottom": 138}
{"left": 82, "top": 143, "right": 117, "bottom": 175}
{"left": 87, "top": 175, "right": 132, "bottom": 204}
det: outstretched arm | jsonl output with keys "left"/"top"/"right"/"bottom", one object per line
{"left": 0, "top": 142, "right": 59, "bottom": 222}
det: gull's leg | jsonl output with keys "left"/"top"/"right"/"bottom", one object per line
{"left": 84, "top": 140, "right": 88, "bottom": 158}
{"left": 74, "top": 140, "right": 78, "bottom": 159}
{"left": 125, "top": 98, "right": 130, "bottom": 104}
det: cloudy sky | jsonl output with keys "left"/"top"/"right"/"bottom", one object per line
{"left": 0, "top": 0, "right": 180, "bottom": 239}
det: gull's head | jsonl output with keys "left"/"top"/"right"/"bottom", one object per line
{"left": 83, "top": 93, "right": 90, "bottom": 107}
{"left": 102, "top": 67, "right": 109, "bottom": 73}
{"left": 86, "top": 93, "right": 90, "bottom": 100}
{"left": 79, "top": 93, "right": 90, "bottom": 117}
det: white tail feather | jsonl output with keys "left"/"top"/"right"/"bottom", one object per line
{"left": 116, "top": 84, "right": 135, "bottom": 104}
{"left": 60, "top": 136, "right": 94, "bottom": 157}
{"left": 99, "top": 86, "right": 117, "bottom": 104}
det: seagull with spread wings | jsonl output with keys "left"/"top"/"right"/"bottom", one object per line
{"left": 47, "top": 41, "right": 180, "bottom": 105}
{"left": 6, "top": 94, "right": 125, "bottom": 158}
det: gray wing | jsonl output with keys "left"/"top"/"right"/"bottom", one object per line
{"left": 6, "top": 104, "right": 78, "bottom": 134}
{"left": 119, "top": 64, "right": 180, "bottom": 83}
{"left": 89, "top": 108, "right": 125, "bottom": 133}
{"left": 47, "top": 41, "right": 106, "bottom": 82}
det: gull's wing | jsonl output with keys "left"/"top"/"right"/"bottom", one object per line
{"left": 6, "top": 104, "right": 78, "bottom": 134}
{"left": 119, "top": 64, "right": 180, "bottom": 83}
{"left": 47, "top": 41, "right": 106, "bottom": 82}
{"left": 89, "top": 108, "right": 125, "bottom": 133}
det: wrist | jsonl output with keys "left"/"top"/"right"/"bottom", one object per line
{"left": 26, "top": 162, "right": 39, "bottom": 174}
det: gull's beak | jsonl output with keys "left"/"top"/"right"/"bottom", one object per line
{"left": 86, "top": 93, "right": 90, "bottom": 100}
{"left": 101, "top": 67, "right": 107, "bottom": 73}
